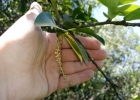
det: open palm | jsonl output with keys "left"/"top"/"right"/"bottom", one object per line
{"left": 0, "top": 2, "right": 107, "bottom": 100}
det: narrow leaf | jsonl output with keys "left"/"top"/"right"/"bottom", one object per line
{"left": 90, "top": 17, "right": 98, "bottom": 22}
{"left": 103, "top": 12, "right": 110, "bottom": 18}
{"left": 119, "top": 4, "right": 140, "bottom": 16}
{"left": 88, "top": 5, "right": 92, "bottom": 16}
{"left": 119, "top": 0, "right": 137, "bottom": 5}
{"left": 64, "top": 34, "right": 83, "bottom": 62}
{"left": 125, "top": 8, "right": 140, "bottom": 21}
{"left": 75, "top": 39, "right": 89, "bottom": 64}
{"left": 69, "top": 28, "right": 105, "bottom": 45}
{"left": 51, "top": 0, "right": 60, "bottom": 23}
{"left": 34, "top": 12, "right": 66, "bottom": 31}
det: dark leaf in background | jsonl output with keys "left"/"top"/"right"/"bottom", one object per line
{"left": 63, "top": 21, "right": 77, "bottom": 28}
{"left": 18, "top": 0, "right": 27, "bottom": 14}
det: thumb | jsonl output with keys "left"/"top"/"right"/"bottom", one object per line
{"left": 25, "top": 2, "right": 42, "bottom": 21}
{"left": 1, "top": 2, "right": 43, "bottom": 42}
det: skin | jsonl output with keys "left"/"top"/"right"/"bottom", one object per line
{"left": 0, "top": 2, "right": 107, "bottom": 100}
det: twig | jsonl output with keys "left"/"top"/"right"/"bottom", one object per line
{"left": 61, "top": 20, "right": 140, "bottom": 29}
{"left": 71, "top": 33, "right": 124, "bottom": 100}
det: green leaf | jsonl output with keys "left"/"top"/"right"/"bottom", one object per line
{"left": 64, "top": 0, "right": 74, "bottom": 7}
{"left": 98, "top": 0, "right": 119, "bottom": 9}
{"left": 34, "top": 12, "right": 66, "bottom": 31}
{"left": 88, "top": 5, "right": 92, "bottom": 16}
{"left": 103, "top": 12, "right": 110, "bottom": 18}
{"left": 119, "top": 4, "right": 140, "bottom": 16}
{"left": 75, "top": 39, "right": 89, "bottom": 64}
{"left": 90, "top": 17, "right": 98, "bottom": 22}
{"left": 69, "top": 28, "right": 105, "bottom": 45}
{"left": 119, "top": 0, "right": 137, "bottom": 5}
{"left": 108, "top": 7, "right": 119, "bottom": 19}
{"left": 133, "top": 96, "right": 140, "bottom": 100}
{"left": 64, "top": 34, "right": 83, "bottom": 62}
{"left": 18, "top": 0, "right": 26, "bottom": 13}
{"left": 125, "top": 8, "right": 140, "bottom": 21}
{"left": 76, "top": 12, "right": 90, "bottom": 21}
{"left": 63, "top": 21, "right": 77, "bottom": 28}
{"left": 98, "top": 0, "right": 119, "bottom": 19}
{"left": 0, "top": 18, "right": 3, "bottom": 21}
{"left": 51, "top": 0, "right": 60, "bottom": 23}
{"left": 72, "top": 5, "right": 84, "bottom": 18}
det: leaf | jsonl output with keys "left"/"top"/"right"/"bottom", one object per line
{"left": 64, "top": 34, "right": 83, "bottom": 62}
{"left": 125, "top": 8, "right": 140, "bottom": 21}
{"left": 133, "top": 96, "right": 140, "bottom": 100}
{"left": 90, "top": 17, "right": 98, "bottom": 22}
{"left": 119, "top": 4, "right": 140, "bottom": 16}
{"left": 98, "top": 0, "right": 119, "bottom": 9}
{"left": 72, "top": 5, "right": 91, "bottom": 21}
{"left": 51, "top": 0, "right": 60, "bottom": 23}
{"left": 72, "top": 5, "right": 84, "bottom": 18}
{"left": 75, "top": 39, "right": 89, "bottom": 64}
{"left": 63, "top": 21, "right": 77, "bottom": 28}
{"left": 98, "top": 0, "right": 119, "bottom": 19}
{"left": 108, "top": 7, "right": 119, "bottom": 19}
{"left": 63, "top": 14, "right": 73, "bottom": 22}
{"left": 76, "top": 12, "right": 90, "bottom": 21}
{"left": 69, "top": 28, "right": 105, "bottom": 45}
{"left": 18, "top": 0, "right": 26, "bottom": 13}
{"left": 103, "top": 12, "right": 110, "bottom": 18}
{"left": 119, "top": 0, "right": 137, "bottom": 5}
{"left": 34, "top": 12, "right": 66, "bottom": 31}
{"left": 88, "top": 5, "right": 92, "bottom": 16}
{"left": 64, "top": 0, "right": 74, "bottom": 7}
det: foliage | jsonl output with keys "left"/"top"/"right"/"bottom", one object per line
{"left": 98, "top": 24, "right": 140, "bottom": 100}
{"left": 45, "top": 24, "right": 140, "bottom": 100}
{"left": 0, "top": 0, "right": 140, "bottom": 100}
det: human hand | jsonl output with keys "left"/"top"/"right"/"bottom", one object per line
{"left": 0, "top": 2, "right": 107, "bottom": 100}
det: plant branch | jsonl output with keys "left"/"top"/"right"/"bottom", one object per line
{"left": 62, "top": 20, "right": 140, "bottom": 29}
{"left": 70, "top": 33, "right": 124, "bottom": 100}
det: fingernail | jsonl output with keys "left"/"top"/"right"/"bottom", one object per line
{"left": 30, "top": 2, "right": 42, "bottom": 13}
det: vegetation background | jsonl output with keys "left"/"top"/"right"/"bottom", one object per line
{"left": 0, "top": 0, "right": 140, "bottom": 100}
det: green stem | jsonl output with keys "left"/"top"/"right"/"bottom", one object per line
{"left": 51, "top": 0, "right": 60, "bottom": 25}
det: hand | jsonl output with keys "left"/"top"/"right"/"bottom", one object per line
{"left": 0, "top": 2, "right": 107, "bottom": 100}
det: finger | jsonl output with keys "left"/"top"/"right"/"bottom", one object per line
{"left": 2, "top": 2, "right": 43, "bottom": 42}
{"left": 61, "top": 49, "right": 107, "bottom": 62}
{"left": 62, "top": 36, "right": 101, "bottom": 50}
{"left": 57, "top": 69, "right": 94, "bottom": 90}
{"left": 25, "top": 2, "right": 42, "bottom": 21}
{"left": 62, "top": 60, "right": 103, "bottom": 75}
